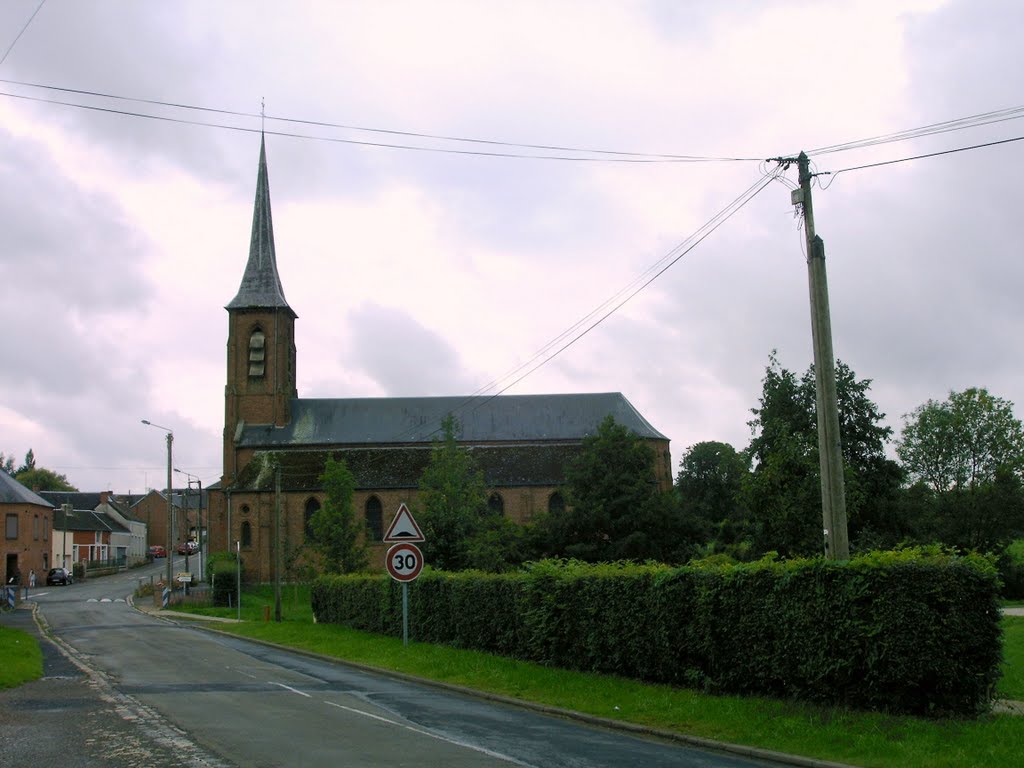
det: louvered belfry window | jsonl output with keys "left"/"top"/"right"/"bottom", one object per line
{"left": 248, "top": 329, "right": 266, "bottom": 378}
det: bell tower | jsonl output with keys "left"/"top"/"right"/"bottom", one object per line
{"left": 222, "top": 135, "right": 297, "bottom": 484}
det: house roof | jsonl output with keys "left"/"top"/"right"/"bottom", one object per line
{"left": 39, "top": 491, "right": 136, "bottom": 520}
{"left": 0, "top": 470, "right": 53, "bottom": 507}
{"left": 232, "top": 442, "right": 587, "bottom": 492}
{"left": 238, "top": 392, "right": 666, "bottom": 449}
{"left": 225, "top": 135, "right": 294, "bottom": 316}
{"left": 53, "top": 507, "right": 130, "bottom": 534}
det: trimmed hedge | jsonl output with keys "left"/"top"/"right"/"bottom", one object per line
{"left": 311, "top": 549, "right": 1002, "bottom": 716}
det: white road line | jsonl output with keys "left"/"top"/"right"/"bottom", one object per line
{"left": 324, "top": 701, "right": 529, "bottom": 766}
{"left": 272, "top": 682, "right": 311, "bottom": 698}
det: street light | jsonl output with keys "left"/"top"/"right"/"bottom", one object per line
{"left": 141, "top": 419, "right": 173, "bottom": 590}
{"left": 175, "top": 468, "right": 204, "bottom": 581}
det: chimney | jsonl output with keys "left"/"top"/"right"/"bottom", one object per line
{"left": 100, "top": 491, "right": 110, "bottom": 505}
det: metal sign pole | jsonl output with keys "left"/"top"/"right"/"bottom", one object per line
{"left": 402, "top": 582, "right": 409, "bottom": 647}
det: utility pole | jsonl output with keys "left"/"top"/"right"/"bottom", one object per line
{"left": 61, "top": 503, "right": 71, "bottom": 569}
{"left": 795, "top": 151, "right": 849, "bottom": 560}
{"left": 274, "top": 464, "right": 282, "bottom": 622}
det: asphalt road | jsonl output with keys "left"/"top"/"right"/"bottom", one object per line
{"left": 3, "top": 561, "right": 784, "bottom": 768}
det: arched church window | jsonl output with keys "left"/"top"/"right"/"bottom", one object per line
{"left": 487, "top": 492, "right": 504, "bottom": 516}
{"left": 364, "top": 496, "right": 383, "bottom": 541}
{"left": 241, "top": 520, "right": 252, "bottom": 547}
{"left": 304, "top": 498, "right": 321, "bottom": 539}
{"left": 248, "top": 329, "right": 266, "bottom": 378}
{"left": 548, "top": 492, "right": 565, "bottom": 515}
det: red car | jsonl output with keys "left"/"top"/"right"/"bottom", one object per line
{"left": 148, "top": 545, "right": 167, "bottom": 559}
{"left": 177, "top": 541, "right": 198, "bottom": 555}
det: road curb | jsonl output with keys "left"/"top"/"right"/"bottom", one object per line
{"left": 158, "top": 614, "right": 861, "bottom": 768}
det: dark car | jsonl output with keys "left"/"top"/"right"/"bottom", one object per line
{"left": 46, "top": 568, "right": 74, "bottom": 586}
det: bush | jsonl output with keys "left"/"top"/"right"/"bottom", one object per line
{"left": 312, "top": 549, "right": 1001, "bottom": 717}
{"left": 208, "top": 552, "right": 245, "bottom": 607}
{"left": 998, "top": 539, "right": 1024, "bottom": 600}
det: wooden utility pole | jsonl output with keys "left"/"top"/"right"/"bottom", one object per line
{"left": 796, "top": 152, "right": 849, "bottom": 560}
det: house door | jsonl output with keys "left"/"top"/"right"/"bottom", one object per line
{"left": 5, "top": 553, "right": 18, "bottom": 584}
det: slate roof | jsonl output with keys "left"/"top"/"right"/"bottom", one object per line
{"left": 238, "top": 392, "right": 666, "bottom": 449}
{"left": 53, "top": 506, "right": 130, "bottom": 534}
{"left": 39, "top": 491, "right": 137, "bottom": 520}
{"left": 225, "top": 135, "right": 294, "bottom": 315}
{"left": 233, "top": 443, "right": 585, "bottom": 492}
{"left": 0, "top": 470, "right": 53, "bottom": 507}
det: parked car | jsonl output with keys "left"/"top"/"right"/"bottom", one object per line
{"left": 177, "top": 541, "right": 198, "bottom": 555}
{"left": 46, "top": 567, "right": 74, "bottom": 586}
{"left": 148, "top": 545, "right": 167, "bottom": 559}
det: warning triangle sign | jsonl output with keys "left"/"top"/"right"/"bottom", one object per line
{"left": 383, "top": 503, "right": 425, "bottom": 543}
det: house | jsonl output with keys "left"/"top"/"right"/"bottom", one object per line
{"left": 207, "top": 137, "right": 672, "bottom": 581}
{"left": 41, "top": 491, "right": 148, "bottom": 566}
{"left": 1, "top": 469, "right": 55, "bottom": 584}
{"left": 51, "top": 504, "right": 130, "bottom": 569}
{"left": 121, "top": 489, "right": 189, "bottom": 553}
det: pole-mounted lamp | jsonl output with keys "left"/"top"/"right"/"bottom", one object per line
{"left": 141, "top": 419, "right": 173, "bottom": 590}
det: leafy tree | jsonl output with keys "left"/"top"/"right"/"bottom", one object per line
{"left": 0, "top": 452, "right": 15, "bottom": 475}
{"left": 542, "top": 416, "right": 697, "bottom": 563}
{"left": 15, "top": 467, "right": 78, "bottom": 492}
{"left": 308, "top": 457, "right": 368, "bottom": 573}
{"left": 21, "top": 448, "right": 36, "bottom": 473}
{"left": 897, "top": 388, "right": 1024, "bottom": 493}
{"left": 675, "top": 441, "right": 748, "bottom": 550}
{"left": 416, "top": 414, "right": 489, "bottom": 571}
{"left": 896, "top": 388, "right": 1024, "bottom": 551}
{"left": 744, "top": 353, "right": 902, "bottom": 557}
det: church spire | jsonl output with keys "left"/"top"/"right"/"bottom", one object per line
{"left": 227, "top": 135, "right": 295, "bottom": 315}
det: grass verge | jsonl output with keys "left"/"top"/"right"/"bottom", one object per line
{"left": 173, "top": 586, "right": 1024, "bottom": 768}
{"left": 0, "top": 625, "right": 43, "bottom": 689}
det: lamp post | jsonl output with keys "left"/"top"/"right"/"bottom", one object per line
{"left": 142, "top": 419, "right": 174, "bottom": 590}
{"left": 175, "top": 468, "right": 204, "bottom": 580}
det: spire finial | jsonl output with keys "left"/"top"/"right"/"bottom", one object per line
{"left": 261, "top": 97, "right": 265, "bottom": 134}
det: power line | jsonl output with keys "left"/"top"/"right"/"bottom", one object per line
{"left": 0, "top": 79, "right": 758, "bottom": 163}
{"left": 0, "top": 0, "right": 46, "bottom": 69}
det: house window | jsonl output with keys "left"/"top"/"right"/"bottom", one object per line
{"left": 33, "top": 514, "right": 39, "bottom": 540}
{"left": 241, "top": 521, "right": 252, "bottom": 547}
{"left": 304, "top": 498, "right": 321, "bottom": 539}
{"left": 248, "top": 329, "right": 266, "bottom": 378}
{"left": 43, "top": 517, "right": 49, "bottom": 541}
{"left": 364, "top": 496, "right": 383, "bottom": 541}
{"left": 5, "top": 514, "right": 17, "bottom": 539}
{"left": 548, "top": 492, "right": 565, "bottom": 515}
{"left": 487, "top": 492, "right": 504, "bottom": 516}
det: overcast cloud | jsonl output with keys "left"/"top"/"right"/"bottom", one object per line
{"left": 1, "top": 0, "right": 1022, "bottom": 493}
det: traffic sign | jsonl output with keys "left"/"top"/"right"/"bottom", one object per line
{"left": 383, "top": 503, "right": 425, "bottom": 543}
{"left": 386, "top": 542, "right": 423, "bottom": 582}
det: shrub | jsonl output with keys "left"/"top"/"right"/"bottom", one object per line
{"left": 311, "top": 549, "right": 1001, "bottom": 716}
{"left": 208, "top": 552, "right": 246, "bottom": 607}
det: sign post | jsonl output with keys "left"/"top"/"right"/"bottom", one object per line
{"left": 383, "top": 504, "right": 425, "bottom": 646}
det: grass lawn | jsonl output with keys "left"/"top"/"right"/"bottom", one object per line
{"left": 174, "top": 586, "right": 1024, "bottom": 768}
{"left": 0, "top": 625, "right": 43, "bottom": 689}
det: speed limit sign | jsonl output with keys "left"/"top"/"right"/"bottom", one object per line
{"left": 386, "top": 542, "right": 423, "bottom": 582}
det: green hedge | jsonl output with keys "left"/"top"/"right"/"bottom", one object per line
{"left": 311, "top": 549, "right": 1002, "bottom": 716}
{"left": 208, "top": 552, "right": 246, "bottom": 607}
{"left": 998, "top": 540, "right": 1024, "bottom": 599}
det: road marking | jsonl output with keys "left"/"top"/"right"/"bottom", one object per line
{"left": 324, "top": 701, "right": 528, "bottom": 766}
{"left": 101, "top": 598, "right": 112, "bottom": 603}
{"left": 272, "top": 682, "right": 311, "bottom": 698}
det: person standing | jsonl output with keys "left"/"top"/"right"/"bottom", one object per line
{"left": 29, "top": 569, "right": 36, "bottom": 588}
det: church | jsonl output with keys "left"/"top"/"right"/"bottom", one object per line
{"left": 206, "top": 138, "right": 671, "bottom": 580}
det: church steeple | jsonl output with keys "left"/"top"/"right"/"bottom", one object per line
{"left": 227, "top": 134, "right": 295, "bottom": 316}
{"left": 222, "top": 136, "right": 299, "bottom": 484}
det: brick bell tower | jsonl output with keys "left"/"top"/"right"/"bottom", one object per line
{"left": 222, "top": 135, "right": 297, "bottom": 486}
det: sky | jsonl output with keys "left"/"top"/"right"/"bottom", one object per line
{"left": 1, "top": 0, "right": 1023, "bottom": 494}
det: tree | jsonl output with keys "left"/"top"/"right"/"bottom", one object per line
{"left": 416, "top": 414, "right": 489, "bottom": 571}
{"left": 15, "top": 467, "right": 78, "bottom": 492}
{"left": 675, "top": 441, "right": 748, "bottom": 550}
{"left": 308, "top": 457, "right": 368, "bottom": 573}
{"left": 542, "top": 415, "right": 697, "bottom": 563}
{"left": 744, "top": 353, "right": 902, "bottom": 557}
{"left": 0, "top": 453, "right": 15, "bottom": 475}
{"left": 897, "top": 388, "right": 1024, "bottom": 550}
{"left": 897, "top": 388, "right": 1024, "bottom": 493}
{"left": 21, "top": 448, "right": 36, "bottom": 473}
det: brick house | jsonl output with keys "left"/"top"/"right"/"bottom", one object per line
{"left": 207, "top": 137, "right": 672, "bottom": 581}
{"left": 1, "top": 469, "right": 54, "bottom": 585}
{"left": 41, "top": 491, "right": 148, "bottom": 566}
{"left": 52, "top": 504, "right": 131, "bottom": 569}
